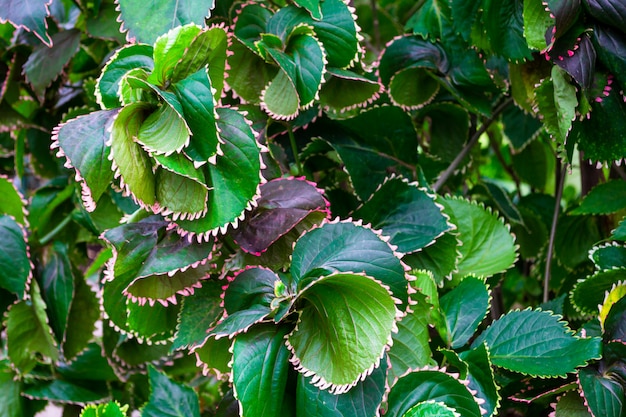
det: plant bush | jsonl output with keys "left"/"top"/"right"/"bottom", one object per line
{"left": 0, "top": 0, "right": 625, "bottom": 416}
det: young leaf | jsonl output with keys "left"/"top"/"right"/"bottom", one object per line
{"left": 149, "top": 24, "right": 202, "bottom": 87}
{"left": 232, "top": 325, "right": 291, "bottom": 417}
{"left": 291, "top": 221, "right": 409, "bottom": 308}
{"left": 440, "top": 276, "right": 490, "bottom": 349}
{"left": 404, "top": 401, "right": 460, "bottom": 417}
{"left": 141, "top": 366, "right": 200, "bottom": 417}
{"left": 52, "top": 110, "right": 119, "bottom": 211}
{"left": 80, "top": 401, "right": 129, "bottom": 417}
{"left": 136, "top": 102, "right": 190, "bottom": 155}
{"left": 287, "top": 272, "right": 399, "bottom": 393}
{"left": 440, "top": 196, "right": 517, "bottom": 279}
{"left": 578, "top": 366, "right": 624, "bottom": 417}
{"left": 386, "top": 369, "right": 482, "bottom": 417}
{"left": 471, "top": 309, "right": 601, "bottom": 377}
{"left": 353, "top": 176, "right": 451, "bottom": 254}
{"left": 117, "top": 0, "right": 216, "bottom": 44}
{"left": 0, "top": 215, "right": 31, "bottom": 298}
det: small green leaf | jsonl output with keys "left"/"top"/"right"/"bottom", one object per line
{"left": 23, "top": 29, "right": 81, "bottom": 100}
{"left": 459, "top": 343, "right": 500, "bottom": 417}
{"left": 535, "top": 68, "right": 577, "bottom": 144}
{"left": 141, "top": 366, "right": 200, "bottom": 417}
{"left": 172, "top": 280, "right": 223, "bottom": 350}
{"left": 502, "top": 104, "right": 544, "bottom": 152}
{"left": 404, "top": 233, "right": 461, "bottom": 286}
{"left": 590, "top": 243, "right": 626, "bottom": 270}
{"left": 319, "top": 68, "right": 381, "bottom": 112}
{"left": 440, "top": 276, "right": 490, "bottom": 348}
{"left": 40, "top": 242, "right": 75, "bottom": 344}
{"left": 227, "top": 39, "right": 278, "bottom": 104}
{"left": 553, "top": 390, "right": 593, "bottom": 417}
{"left": 232, "top": 325, "right": 291, "bottom": 417}
{"left": 96, "top": 44, "right": 154, "bottom": 109}
{"left": 0, "top": 215, "right": 30, "bottom": 298}
{"left": 262, "top": 69, "right": 300, "bottom": 120}
{"left": 62, "top": 277, "right": 99, "bottom": 362}
{"left": 0, "top": 362, "right": 24, "bottom": 417}
{"left": 117, "top": 0, "right": 216, "bottom": 44}
{"left": 440, "top": 197, "right": 517, "bottom": 279}
{"left": 149, "top": 24, "right": 202, "bottom": 87}
{"left": 354, "top": 176, "right": 451, "bottom": 254}
{"left": 155, "top": 168, "right": 208, "bottom": 218}
{"left": 0, "top": 0, "right": 52, "bottom": 45}
{"left": 523, "top": 0, "right": 554, "bottom": 50}
{"left": 404, "top": 401, "right": 459, "bottom": 417}
{"left": 223, "top": 267, "right": 278, "bottom": 314}
{"left": 52, "top": 110, "right": 119, "bottom": 210}
{"left": 80, "top": 401, "right": 129, "bottom": 417}
{"left": 386, "top": 369, "right": 482, "bottom": 417}
{"left": 295, "top": 0, "right": 322, "bottom": 20}
{"left": 0, "top": 176, "right": 25, "bottom": 224}
{"left": 110, "top": 102, "right": 156, "bottom": 207}
{"left": 571, "top": 180, "right": 626, "bottom": 215}
{"left": 287, "top": 272, "right": 398, "bottom": 392}
{"left": 471, "top": 309, "right": 602, "bottom": 377}
{"left": 571, "top": 269, "right": 626, "bottom": 315}
{"left": 125, "top": 265, "right": 211, "bottom": 305}
{"left": 578, "top": 366, "right": 624, "bottom": 417}
{"left": 209, "top": 307, "right": 271, "bottom": 339}
{"left": 136, "top": 103, "right": 190, "bottom": 155}
{"left": 6, "top": 282, "right": 59, "bottom": 374}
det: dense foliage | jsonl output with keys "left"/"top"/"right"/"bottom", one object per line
{"left": 1, "top": 0, "right": 625, "bottom": 416}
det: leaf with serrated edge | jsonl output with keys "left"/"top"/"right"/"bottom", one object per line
{"left": 261, "top": 68, "right": 300, "bottom": 120}
{"left": 0, "top": 175, "right": 26, "bottom": 224}
{"left": 404, "top": 401, "right": 460, "bottom": 417}
{"left": 319, "top": 68, "right": 382, "bottom": 112}
{"left": 0, "top": 0, "right": 52, "bottom": 46}
{"left": 404, "top": 233, "right": 462, "bottom": 286}
{"left": 193, "top": 336, "right": 232, "bottom": 378}
{"left": 124, "top": 265, "right": 211, "bottom": 306}
{"left": 172, "top": 280, "right": 223, "bottom": 350}
{"left": 40, "top": 242, "right": 75, "bottom": 345}
{"left": 471, "top": 309, "right": 601, "bottom": 377}
{"left": 386, "top": 369, "right": 482, "bottom": 417}
{"left": 0, "top": 362, "right": 25, "bottom": 417}
{"left": 578, "top": 366, "right": 624, "bottom": 417}
{"left": 232, "top": 324, "right": 291, "bottom": 417}
{"left": 571, "top": 268, "right": 626, "bottom": 315}
{"left": 155, "top": 168, "right": 208, "bottom": 219}
{"left": 149, "top": 24, "right": 202, "bottom": 87}
{"left": 459, "top": 343, "right": 501, "bottom": 417}
{"left": 553, "top": 390, "right": 593, "bottom": 417}
{"left": 571, "top": 180, "right": 626, "bottom": 215}
{"left": 0, "top": 215, "right": 31, "bottom": 298}
{"left": 136, "top": 103, "right": 190, "bottom": 156}
{"left": 141, "top": 365, "right": 200, "bottom": 417}
{"left": 287, "top": 272, "right": 399, "bottom": 393}
{"left": 80, "top": 401, "right": 129, "bottom": 417}
{"left": 590, "top": 242, "right": 626, "bottom": 271}
{"left": 22, "top": 380, "right": 109, "bottom": 405}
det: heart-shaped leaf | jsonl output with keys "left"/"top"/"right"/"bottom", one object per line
{"left": 440, "top": 276, "right": 490, "bottom": 348}
{"left": 232, "top": 325, "right": 291, "bottom": 417}
{"left": 52, "top": 110, "right": 119, "bottom": 211}
{"left": 471, "top": 309, "right": 601, "bottom": 376}
{"left": 0, "top": 215, "right": 31, "bottom": 299}
{"left": 287, "top": 272, "right": 399, "bottom": 393}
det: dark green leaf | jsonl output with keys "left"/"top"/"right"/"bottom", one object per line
{"left": 172, "top": 280, "right": 223, "bottom": 350}
{"left": 502, "top": 104, "right": 543, "bottom": 152}
{"left": 0, "top": 362, "right": 24, "bottom": 417}
{"left": 590, "top": 243, "right": 626, "bottom": 270}
{"left": 511, "top": 138, "right": 554, "bottom": 190}
{"left": 403, "top": 233, "right": 461, "bottom": 286}
{"left": 419, "top": 103, "right": 470, "bottom": 163}
{"left": 223, "top": 267, "right": 278, "bottom": 314}
{"left": 604, "top": 295, "right": 626, "bottom": 342}
{"left": 194, "top": 336, "right": 232, "bottom": 377}
{"left": 472, "top": 309, "right": 601, "bottom": 376}
{"left": 232, "top": 325, "right": 291, "bottom": 417}
{"left": 40, "top": 242, "right": 75, "bottom": 344}
{"left": 578, "top": 366, "right": 624, "bottom": 417}
{"left": 554, "top": 215, "right": 601, "bottom": 269}
{"left": 23, "top": 380, "right": 109, "bottom": 405}
{"left": 553, "top": 390, "right": 593, "bottom": 417}
{"left": 141, "top": 366, "right": 200, "bottom": 417}
{"left": 209, "top": 307, "right": 271, "bottom": 339}
{"left": 440, "top": 276, "right": 490, "bottom": 348}
{"left": 0, "top": 0, "right": 51, "bottom": 45}
{"left": 459, "top": 343, "right": 500, "bottom": 417}
{"left": 572, "top": 180, "right": 626, "bottom": 215}
{"left": 319, "top": 68, "right": 381, "bottom": 112}
{"left": 484, "top": 0, "right": 533, "bottom": 61}
{"left": 0, "top": 215, "right": 30, "bottom": 298}
{"left": 571, "top": 268, "right": 626, "bottom": 315}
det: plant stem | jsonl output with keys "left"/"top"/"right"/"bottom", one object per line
{"left": 370, "top": 0, "right": 381, "bottom": 51}
{"left": 433, "top": 97, "right": 513, "bottom": 193}
{"left": 287, "top": 124, "right": 303, "bottom": 176}
{"left": 39, "top": 214, "right": 73, "bottom": 245}
{"left": 543, "top": 165, "right": 567, "bottom": 303}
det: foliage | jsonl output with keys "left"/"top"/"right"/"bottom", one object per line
{"left": 0, "top": 0, "right": 625, "bottom": 416}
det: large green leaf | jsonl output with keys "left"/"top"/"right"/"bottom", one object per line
{"left": 117, "top": 0, "right": 216, "bottom": 44}
{"left": 287, "top": 272, "right": 398, "bottom": 393}
{"left": 0, "top": 0, "right": 51, "bottom": 45}
{"left": 175, "top": 108, "right": 261, "bottom": 239}
{"left": 23, "top": 29, "right": 81, "bottom": 100}
{"left": 141, "top": 366, "right": 200, "bottom": 417}
{"left": 440, "top": 197, "right": 517, "bottom": 279}
{"left": 40, "top": 242, "right": 75, "bottom": 345}
{"left": 440, "top": 276, "right": 490, "bottom": 348}
{"left": 386, "top": 369, "right": 482, "bottom": 417}
{"left": 6, "top": 282, "right": 59, "bottom": 374}
{"left": 291, "top": 221, "right": 409, "bottom": 308}
{"left": 172, "top": 280, "right": 223, "bottom": 350}
{"left": 110, "top": 102, "right": 156, "bottom": 208}
{"left": 571, "top": 180, "right": 626, "bottom": 215}
{"left": 232, "top": 325, "right": 291, "bottom": 417}
{"left": 0, "top": 175, "right": 25, "bottom": 224}
{"left": 0, "top": 215, "right": 31, "bottom": 298}
{"left": 578, "top": 366, "right": 624, "bottom": 417}
{"left": 96, "top": 44, "right": 154, "bottom": 109}
{"left": 471, "top": 309, "right": 601, "bottom": 376}
{"left": 52, "top": 110, "right": 119, "bottom": 211}
{"left": 296, "top": 356, "right": 387, "bottom": 417}
{"left": 353, "top": 176, "right": 451, "bottom": 254}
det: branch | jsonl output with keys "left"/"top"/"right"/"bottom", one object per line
{"left": 433, "top": 97, "right": 513, "bottom": 193}
{"left": 543, "top": 164, "right": 567, "bottom": 303}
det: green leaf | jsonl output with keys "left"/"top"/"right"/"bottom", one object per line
{"left": 209, "top": 306, "right": 271, "bottom": 339}
{"left": 175, "top": 108, "right": 261, "bottom": 239}
{"left": 0, "top": 175, "right": 25, "bottom": 224}
{"left": 227, "top": 39, "right": 278, "bottom": 104}
{"left": 572, "top": 180, "right": 626, "bottom": 215}
{"left": 117, "top": 0, "right": 216, "bottom": 44}
{"left": 319, "top": 68, "right": 381, "bottom": 112}
{"left": 23, "top": 29, "right": 81, "bottom": 100}
{"left": 291, "top": 221, "right": 409, "bottom": 308}
{"left": 471, "top": 309, "right": 602, "bottom": 377}
{"left": 40, "top": 242, "right": 75, "bottom": 344}
{"left": 6, "top": 282, "right": 59, "bottom": 374}
{"left": 578, "top": 366, "right": 624, "bottom": 417}
{"left": 62, "top": 277, "right": 99, "bottom": 362}
{"left": 296, "top": 356, "right": 387, "bottom": 417}
{"left": 232, "top": 325, "right": 291, "bottom": 417}
{"left": 418, "top": 103, "right": 470, "bottom": 163}
{"left": 535, "top": 69, "right": 576, "bottom": 145}
{"left": 261, "top": 68, "right": 300, "bottom": 120}
{"left": 136, "top": 103, "right": 190, "bottom": 155}
{"left": 590, "top": 243, "right": 626, "bottom": 270}
{"left": 23, "top": 380, "right": 109, "bottom": 405}
{"left": 523, "top": 0, "right": 554, "bottom": 50}
{"left": 110, "top": 102, "right": 156, "bottom": 207}
{"left": 484, "top": 0, "right": 533, "bottom": 61}
{"left": 193, "top": 336, "right": 232, "bottom": 377}
{"left": 155, "top": 168, "right": 208, "bottom": 219}
{"left": 287, "top": 272, "right": 398, "bottom": 392}
{"left": 0, "top": 0, "right": 51, "bottom": 45}
{"left": 149, "top": 24, "right": 202, "bottom": 87}
{"left": 96, "top": 44, "right": 154, "bottom": 109}
{"left": 80, "top": 401, "right": 130, "bottom": 417}
{"left": 440, "top": 197, "right": 517, "bottom": 279}
{"left": 353, "top": 176, "right": 451, "bottom": 253}
{"left": 172, "top": 68, "right": 219, "bottom": 163}
{"left": 404, "top": 233, "right": 462, "bottom": 286}
{"left": 153, "top": 152, "right": 206, "bottom": 184}
{"left": 223, "top": 267, "right": 278, "bottom": 314}
{"left": 172, "top": 280, "right": 223, "bottom": 350}
{"left": 404, "top": 401, "right": 459, "bottom": 417}
{"left": 0, "top": 362, "right": 24, "bottom": 417}
{"left": 440, "top": 276, "right": 490, "bottom": 348}
{"left": 459, "top": 343, "right": 500, "bottom": 417}
{"left": 502, "top": 104, "right": 544, "bottom": 152}
{"left": 52, "top": 110, "right": 119, "bottom": 210}
{"left": 553, "top": 390, "right": 593, "bottom": 417}
{"left": 386, "top": 369, "right": 482, "bottom": 417}
{"left": 571, "top": 269, "right": 626, "bottom": 315}
{"left": 0, "top": 215, "right": 31, "bottom": 298}
{"left": 141, "top": 365, "right": 200, "bottom": 417}
{"left": 554, "top": 215, "right": 601, "bottom": 269}
{"left": 295, "top": 0, "right": 322, "bottom": 20}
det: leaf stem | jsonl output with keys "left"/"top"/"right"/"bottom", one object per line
{"left": 39, "top": 214, "right": 73, "bottom": 246}
{"left": 433, "top": 97, "right": 513, "bottom": 193}
{"left": 543, "top": 165, "right": 567, "bottom": 303}
{"left": 287, "top": 124, "right": 303, "bottom": 176}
